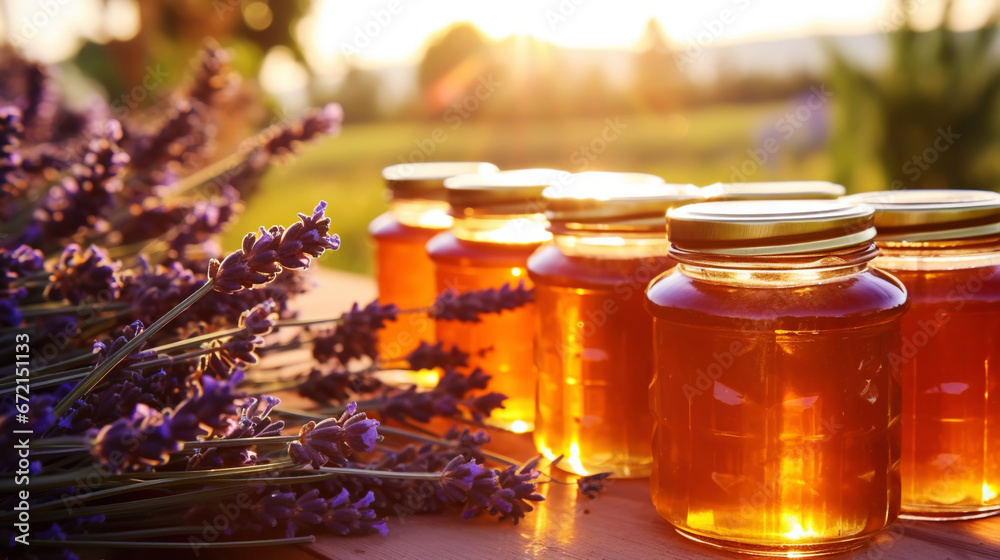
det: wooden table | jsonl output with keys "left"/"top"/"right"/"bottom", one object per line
{"left": 225, "top": 268, "right": 1000, "bottom": 560}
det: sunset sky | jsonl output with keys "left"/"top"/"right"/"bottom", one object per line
{"left": 298, "top": 0, "right": 996, "bottom": 69}
{"left": 1, "top": 0, "right": 996, "bottom": 68}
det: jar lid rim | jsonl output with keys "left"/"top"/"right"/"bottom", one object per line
{"left": 843, "top": 189, "right": 1000, "bottom": 241}
{"left": 666, "top": 200, "right": 876, "bottom": 255}
{"left": 702, "top": 181, "right": 845, "bottom": 200}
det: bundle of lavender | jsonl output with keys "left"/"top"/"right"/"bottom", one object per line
{"left": 0, "top": 45, "right": 606, "bottom": 558}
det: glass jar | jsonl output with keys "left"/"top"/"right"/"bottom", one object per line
{"left": 646, "top": 200, "right": 908, "bottom": 556}
{"left": 528, "top": 176, "right": 701, "bottom": 477}
{"left": 427, "top": 169, "right": 562, "bottom": 432}
{"left": 701, "top": 181, "right": 845, "bottom": 201}
{"left": 845, "top": 189, "right": 1000, "bottom": 520}
{"left": 369, "top": 162, "right": 498, "bottom": 369}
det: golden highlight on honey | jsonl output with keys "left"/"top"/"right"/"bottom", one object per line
{"left": 428, "top": 169, "right": 561, "bottom": 431}
{"left": 646, "top": 200, "right": 907, "bottom": 556}
{"left": 528, "top": 174, "right": 700, "bottom": 477}
{"left": 370, "top": 162, "right": 498, "bottom": 371}
{"left": 846, "top": 189, "right": 1000, "bottom": 520}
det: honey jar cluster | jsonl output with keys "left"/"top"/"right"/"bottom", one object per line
{"left": 369, "top": 167, "right": 1000, "bottom": 557}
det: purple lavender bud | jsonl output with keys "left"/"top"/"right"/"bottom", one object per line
{"left": 263, "top": 103, "right": 344, "bottom": 158}
{"left": 0, "top": 296, "right": 21, "bottom": 327}
{"left": 577, "top": 472, "right": 613, "bottom": 499}
{"left": 46, "top": 244, "right": 124, "bottom": 304}
{"left": 4, "top": 244, "right": 44, "bottom": 279}
{"left": 289, "top": 403, "right": 381, "bottom": 468}
{"left": 0, "top": 108, "right": 26, "bottom": 216}
{"left": 297, "top": 367, "right": 383, "bottom": 403}
{"left": 443, "top": 426, "right": 491, "bottom": 462}
{"left": 251, "top": 491, "right": 296, "bottom": 528}
{"left": 312, "top": 301, "right": 398, "bottom": 364}
{"left": 200, "top": 299, "right": 277, "bottom": 378}
{"left": 187, "top": 395, "right": 283, "bottom": 470}
{"left": 91, "top": 320, "right": 158, "bottom": 373}
{"left": 284, "top": 488, "right": 328, "bottom": 538}
{"left": 167, "top": 185, "right": 243, "bottom": 255}
{"left": 165, "top": 372, "right": 243, "bottom": 441}
{"left": 36, "top": 121, "right": 129, "bottom": 240}
{"left": 438, "top": 456, "right": 487, "bottom": 502}
{"left": 323, "top": 489, "right": 387, "bottom": 536}
{"left": 276, "top": 201, "right": 341, "bottom": 268}
{"left": 241, "top": 299, "right": 278, "bottom": 336}
{"left": 88, "top": 404, "right": 176, "bottom": 472}
{"left": 488, "top": 460, "right": 544, "bottom": 524}
{"left": 188, "top": 40, "right": 238, "bottom": 105}
{"left": 431, "top": 282, "right": 534, "bottom": 323}
{"left": 405, "top": 341, "right": 469, "bottom": 371}
{"left": 464, "top": 392, "right": 507, "bottom": 422}
{"left": 127, "top": 98, "right": 207, "bottom": 175}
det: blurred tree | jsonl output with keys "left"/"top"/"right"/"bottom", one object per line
{"left": 574, "top": 66, "right": 630, "bottom": 118}
{"left": 829, "top": 0, "right": 1000, "bottom": 191}
{"left": 417, "top": 23, "right": 491, "bottom": 116}
{"left": 331, "top": 65, "right": 383, "bottom": 123}
{"left": 78, "top": 0, "right": 312, "bottom": 98}
{"left": 633, "top": 19, "right": 689, "bottom": 113}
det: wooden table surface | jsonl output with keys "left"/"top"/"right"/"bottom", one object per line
{"left": 225, "top": 267, "right": 1000, "bottom": 560}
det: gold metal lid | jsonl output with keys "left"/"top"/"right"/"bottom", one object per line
{"left": 444, "top": 169, "right": 565, "bottom": 216}
{"left": 382, "top": 162, "right": 499, "bottom": 200}
{"left": 842, "top": 190, "right": 1000, "bottom": 241}
{"left": 667, "top": 200, "right": 876, "bottom": 255}
{"left": 702, "top": 181, "right": 846, "bottom": 201}
{"left": 543, "top": 179, "right": 701, "bottom": 234}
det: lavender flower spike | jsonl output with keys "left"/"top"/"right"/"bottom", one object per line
{"left": 46, "top": 244, "right": 124, "bottom": 304}
{"left": 209, "top": 201, "right": 339, "bottom": 294}
{"left": 288, "top": 402, "right": 382, "bottom": 468}
{"left": 431, "top": 282, "right": 534, "bottom": 323}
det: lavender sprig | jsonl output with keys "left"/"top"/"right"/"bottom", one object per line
{"left": 199, "top": 300, "right": 278, "bottom": 379}
{"left": 430, "top": 282, "right": 534, "bottom": 323}
{"left": 52, "top": 202, "right": 338, "bottom": 419}
{"left": 312, "top": 301, "right": 398, "bottom": 364}
{"left": 187, "top": 395, "right": 283, "bottom": 470}
{"left": 209, "top": 201, "right": 340, "bottom": 294}
{"left": 34, "top": 120, "right": 129, "bottom": 242}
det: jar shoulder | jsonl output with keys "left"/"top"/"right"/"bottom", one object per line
{"left": 645, "top": 266, "right": 909, "bottom": 328}
{"left": 527, "top": 243, "right": 675, "bottom": 289}
{"left": 368, "top": 212, "right": 441, "bottom": 241}
{"left": 427, "top": 231, "right": 540, "bottom": 266}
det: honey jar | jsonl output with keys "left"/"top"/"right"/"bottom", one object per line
{"left": 528, "top": 175, "right": 701, "bottom": 477}
{"left": 428, "top": 169, "right": 562, "bottom": 432}
{"left": 369, "top": 162, "right": 497, "bottom": 367}
{"left": 646, "top": 200, "right": 908, "bottom": 556}
{"left": 845, "top": 189, "right": 1000, "bottom": 520}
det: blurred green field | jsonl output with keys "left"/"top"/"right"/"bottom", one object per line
{"left": 223, "top": 101, "right": 841, "bottom": 275}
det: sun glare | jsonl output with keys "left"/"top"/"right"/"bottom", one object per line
{"left": 292, "top": 0, "right": 932, "bottom": 70}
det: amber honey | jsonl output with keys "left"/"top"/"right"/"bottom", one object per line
{"left": 370, "top": 162, "right": 497, "bottom": 369}
{"left": 428, "top": 169, "right": 561, "bottom": 432}
{"left": 846, "top": 189, "right": 1000, "bottom": 520}
{"left": 646, "top": 200, "right": 908, "bottom": 556}
{"left": 528, "top": 176, "right": 700, "bottom": 477}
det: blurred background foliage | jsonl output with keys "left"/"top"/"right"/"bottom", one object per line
{"left": 2, "top": 0, "right": 998, "bottom": 274}
{"left": 830, "top": 0, "right": 1000, "bottom": 192}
